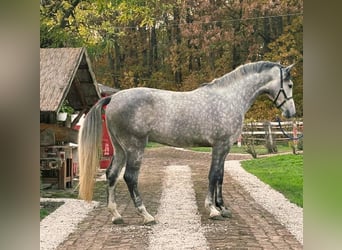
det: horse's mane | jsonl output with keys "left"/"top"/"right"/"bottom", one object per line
{"left": 200, "top": 61, "right": 281, "bottom": 89}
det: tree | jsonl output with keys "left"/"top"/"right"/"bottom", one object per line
{"left": 40, "top": 0, "right": 303, "bottom": 119}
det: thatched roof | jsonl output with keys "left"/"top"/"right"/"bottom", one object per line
{"left": 40, "top": 47, "right": 101, "bottom": 113}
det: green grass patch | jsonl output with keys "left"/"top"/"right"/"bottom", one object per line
{"left": 40, "top": 187, "right": 78, "bottom": 199}
{"left": 188, "top": 147, "right": 212, "bottom": 152}
{"left": 40, "top": 208, "right": 50, "bottom": 220}
{"left": 146, "top": 142, "right": 165, "bottom": 148}
{"left": 40, "top": 201, "right": 65, "bottom": 220}
{"left": 230, "top": 144, "right": 293, "bottom": 155}
{"left": 241, "top": 154, "right": 303, "bottom": 207}
{"left": 40, "top": 180, "right": 108, "bottom": 219}
{"left": 189, "top": 144, "right": 293, "bottom": 155}
{"left": 40, "top": 180, "right": 108, "bottom": 202}
{"left": 147, "top": 141, "right": 294, "bottom": 155}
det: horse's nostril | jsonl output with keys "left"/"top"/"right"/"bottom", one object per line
{"left": 283, "top": 110, "right": 290, "bottom": 118}
{"left": 284, "top": 110, "right": 296, "bottom": 118}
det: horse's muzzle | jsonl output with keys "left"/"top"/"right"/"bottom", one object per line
{"left": 282, "top": 109, "right": 296, "bottom": 118}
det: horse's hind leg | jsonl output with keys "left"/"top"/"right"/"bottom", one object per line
{"left": 106, "top": 141, "right": 126, "bottom": 224}
{"left": 124, "top": 141, "right": 155, "bottom": 225}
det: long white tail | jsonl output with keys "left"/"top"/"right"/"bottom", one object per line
{"left": 78, "top": 96, "right": 111, "bottom": 201}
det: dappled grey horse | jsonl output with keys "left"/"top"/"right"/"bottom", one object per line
{"left": 78, "top": 61, "right": 296, "bottom": 225}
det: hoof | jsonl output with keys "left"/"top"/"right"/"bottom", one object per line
{"left": 220, "top": 208, "right": 232, "bottom": 218}
{"left": 112, "top": 217, "right": 124, "bottom": 224}
{"left": 209, "top": 214, "right": 225, "bottom": 220}
{"left": 144, "top": 219, "right": 157, "bottom": 226}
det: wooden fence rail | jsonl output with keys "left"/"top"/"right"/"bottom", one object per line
{"left": 240, "top": 120, "right": 303, "bottom": 142}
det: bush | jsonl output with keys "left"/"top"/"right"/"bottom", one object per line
{"left": 297, "top": 138, "right": 303, "bottom": 150}
{"left": 242, "top": 120, "right": 258, "bottom": 158}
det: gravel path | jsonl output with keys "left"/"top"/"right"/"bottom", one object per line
{"left": 40, "top": 198, "right": 99, "bottom": 250}
{"left": 225, "top": 160, "right": 303, "bottom": 244}
{"left": 148, "top": 165, "right": 208, "bottom": 249}
{"left": 40, "top": 149, "right": 302, "bottom": 249}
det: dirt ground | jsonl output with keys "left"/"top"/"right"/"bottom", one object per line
{"left": 55, "top": 147, "right": 302, "bottom": 249}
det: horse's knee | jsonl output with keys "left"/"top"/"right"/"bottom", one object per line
{"left": 107, "top": 171, "right": 119, "bottom": 186}
{"left": 107, "top": 159, "right": 126, "bottom": 186}
{"left": 105, "top": 167, "right": 110, "bottom": 180}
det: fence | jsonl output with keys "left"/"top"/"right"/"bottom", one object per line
{"left": 237, "top": 120, "right": 303, "bottom": 153}
{"left": 236, "top": 120, "right": 303, "bottom": 156}
{"left": 240, "top": 120, "right": 303, "bottom": 141}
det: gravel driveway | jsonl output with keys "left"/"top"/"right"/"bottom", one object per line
{"left": 40, "top": 147, "right": 303, "bottom": 249}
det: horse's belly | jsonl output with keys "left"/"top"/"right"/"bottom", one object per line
{"left": 148, "top": 127, "right": 212, "bottom": 147}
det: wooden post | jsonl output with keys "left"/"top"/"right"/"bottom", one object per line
{"left": 264, "top": 121, "right": 277, "bottom": 153}
{"left": 237, "top": 135, "right": 242, "bottom": 147}
{"left": 293, "top": 121, "right": 298, "bottom": 146}
{"left": 58, "top": 160, "right": 66, "bottom": 189}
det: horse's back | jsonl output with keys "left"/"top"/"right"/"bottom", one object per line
{"left": 106, "top": 87, "right": 197, "bottom": 118}
{"left": 104, "top": 88, "right": 158, "bottom": 136}
{"left": 104, "top": 88, "right": 201, "bottom": 143}
{"left": 104, "top": 87, "right": 241, "bottom": 147}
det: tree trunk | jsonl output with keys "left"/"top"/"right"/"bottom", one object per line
{"left": 150, "top": 25, "right": 158, "bottom": 73}
{"left": 173, "top": 6, "right": 182, "bottom": 87}
{"left": 107, "top": 38, "right": 121, "bottom": 89}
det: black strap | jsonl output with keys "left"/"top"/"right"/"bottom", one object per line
{"left": 273, "top": 67, "right": 293, "bottom": 109}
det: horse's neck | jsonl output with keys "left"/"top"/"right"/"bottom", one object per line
{"left": 212, "top": 72, "right": 270, "bottom": 113}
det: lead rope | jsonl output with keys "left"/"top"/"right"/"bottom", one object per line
{"left": 276, "top": 116, "right": 303, "bottom": 140}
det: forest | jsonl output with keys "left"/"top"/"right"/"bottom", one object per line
{"left": 40, "top": 0, "right": 303, "bottom": 120}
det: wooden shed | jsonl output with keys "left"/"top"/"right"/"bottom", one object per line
{"left": 40, "top": 47, "right": 101, "bottom": 128}
{"left": 40, "top": 47, "right": 101, "bottom": 189}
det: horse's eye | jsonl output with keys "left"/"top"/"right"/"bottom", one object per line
{"left": 288, "top": 84, "right": 293, "bottom": 89}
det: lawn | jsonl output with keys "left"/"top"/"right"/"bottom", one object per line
{"left": 240, "top": 154, "right": 303, "bottom": 207}
{"left": 147, "top": 141, "right": 294, "bottom": 155}
{"left": 40, "top": 180, "right": 107, "bottom": 220}
{"left": 190, "top": 144, "right": 293, "bottom": 154}
{"left": 40, "top": 201, "right": 65, "bottom": 220}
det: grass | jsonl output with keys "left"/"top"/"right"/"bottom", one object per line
{"left": 40, "top": 179, "right": 108, "bottom": 219}
{"left": 240, "top": 154, "right": 303, "bottom": 207}
{"left": 188, "top": 144, "right": 293, "bottom": 155}
{"left": 147, "top": 141, "right": 294, "bottom": 155}
{"left": 40, "top": 201, "right": 65, "bottom": 220}
{"left": 40, "top": 180, "right": 108, "bottom": 202}
{"left": 40, "top": 207, "right": 50, "bottom": 220}
{"left": 146, "top": 142, "right": 165, "bottom": 148}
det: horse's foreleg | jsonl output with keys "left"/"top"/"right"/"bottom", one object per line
{"left": 205, "top": 152, "right": 223, "bottom": 219}
{"left": 205, "top": 144, "right": 231, "bottom": 219}
{"left": 106, "top": 145, "right": 126, "bottom": 224}
{"left": 124, "top": 150, "right": 155, "bottom": 225}
{"left": 215, "top": 166, "right": 232, "bottom": 218}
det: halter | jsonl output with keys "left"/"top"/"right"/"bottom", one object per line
{"left": 273, "top": 67, "right": 303, "bottom": 140}
{"left": 273, "top": 67, "right": 293, "bottom": 109}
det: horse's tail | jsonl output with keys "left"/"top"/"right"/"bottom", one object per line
{"left": 78, "top": 96, "right": 112, "bottom": 201}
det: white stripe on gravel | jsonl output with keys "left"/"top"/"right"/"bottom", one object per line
{"left": 225, "top": 160, "right": 303, "bottom": 244}
{"left": 148, "top": 165, "right": 208, "bottom": 250}
{"left": 40, "top": 198, "right": 99, "bottom": 250}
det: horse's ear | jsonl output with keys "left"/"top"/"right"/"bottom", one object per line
{"left": 284, "top": 62, "right": 296, "bottom": 74}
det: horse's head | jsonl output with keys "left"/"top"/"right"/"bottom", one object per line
{"left": 267, "top": 63, "right": 296, "bottom": 118}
